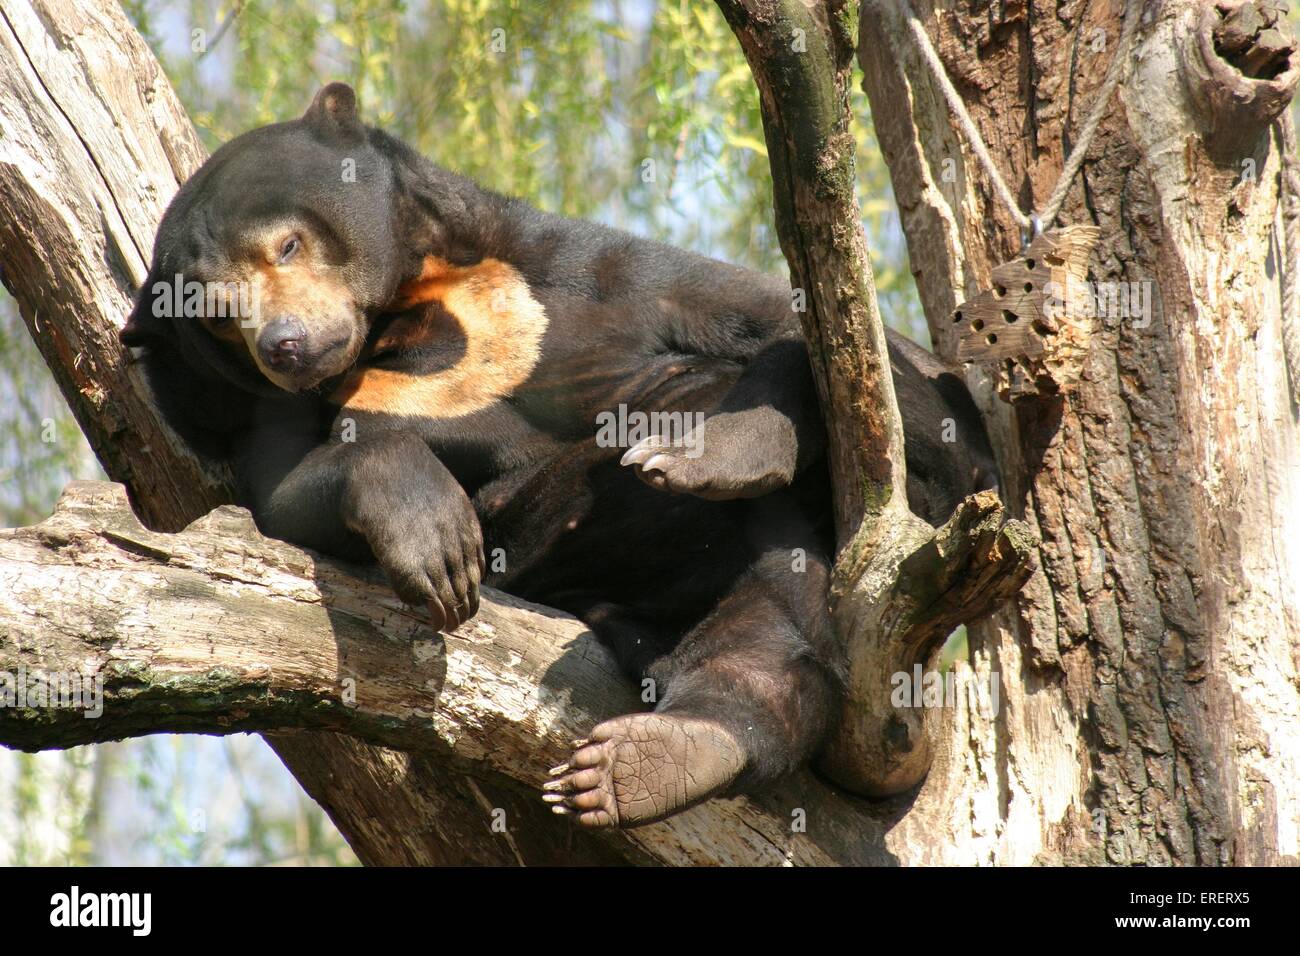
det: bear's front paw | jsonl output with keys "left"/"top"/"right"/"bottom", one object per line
{"left": 345, "top": 483, "right": 485, "bottom": 633}
{"left": 620, "top": 407, "right": 797, "bottom": 501}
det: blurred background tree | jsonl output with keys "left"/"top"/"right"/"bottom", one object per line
{"left": 0, "top": 0, "right": 945, "bottom": 865}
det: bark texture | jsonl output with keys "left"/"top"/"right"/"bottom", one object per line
{"left": 859, "top": 0, "right": 1300, "bottom": 864}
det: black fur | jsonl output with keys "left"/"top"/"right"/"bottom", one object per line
{"left": 123, "top": 84, "right": 997, "bottom": 809}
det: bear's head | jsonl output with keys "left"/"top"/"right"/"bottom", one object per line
{"left": 121, "top": 83, "right": 474, "bottom": 396}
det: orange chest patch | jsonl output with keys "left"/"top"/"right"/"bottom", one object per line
{"left": 330, "top": 256, "right": 548, "bottom": 419}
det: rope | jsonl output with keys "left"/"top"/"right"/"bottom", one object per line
{"left": 899, "top": 2, "right": 1030, "bottom": 232}
{"left": 900, "top": 0, "right": 1144, "bottom": 237}
{"left": 899, "top": 0, "right": 1299, "bottom": 404}
{"left": 1038, "top": 0, "right": 1144, "bottom": 228}
{"left": 1278, "top": 112, "right": 1300, "bottom": 405}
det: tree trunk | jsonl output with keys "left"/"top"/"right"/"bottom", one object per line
{"left": 857, "top": 0, "right": 1300, "bottom": 864}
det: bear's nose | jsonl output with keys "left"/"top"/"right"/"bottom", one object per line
{"left": 258, "top": 317, "right": 307, "bottom": 370}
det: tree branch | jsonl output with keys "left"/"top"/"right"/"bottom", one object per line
{"left": 817, "top": 491, "right": 1036, "bottom": 793}
{"left": 716, "top": 0, "right": 1036, "bottom": 794}
{"left": 715, "top": 0, "right": 902, "bottom": 545}
{"left": 0, "top": 481, "right": 604, "bottom": 753}
{"left": 0, "top": 0, "right": 227, "bottom": 530}
{"left": 0, "top": 480, "right": 892, "bottom": 866}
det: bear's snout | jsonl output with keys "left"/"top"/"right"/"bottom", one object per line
{"left": 257, "top": 317, "right": 307, "bottom": 371}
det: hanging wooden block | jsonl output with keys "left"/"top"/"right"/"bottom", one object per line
{"left": 952, "top": 225, "right": 1100, "bottom": 402}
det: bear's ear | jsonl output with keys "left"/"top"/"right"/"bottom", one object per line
{"left": 303, "top": 82, "right": 365, "bottom": 144}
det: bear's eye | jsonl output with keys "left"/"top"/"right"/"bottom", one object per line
{"left": 277, "top": 235, "right": 302, "bottom": 265}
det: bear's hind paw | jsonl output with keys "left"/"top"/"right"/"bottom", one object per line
{"left": 542, "top": 713, "right": 744, "bottom": 828}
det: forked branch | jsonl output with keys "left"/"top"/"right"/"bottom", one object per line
{"left": 717, "top": 0, "right": 1036, "bottom": 794}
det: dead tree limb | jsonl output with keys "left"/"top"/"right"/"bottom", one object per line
{"left": 0, "top": 481, "right": 833, "bottom": 865}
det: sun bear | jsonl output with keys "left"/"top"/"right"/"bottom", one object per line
{"left": 121, "top": 83, "right": 997, "bottom": 827}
